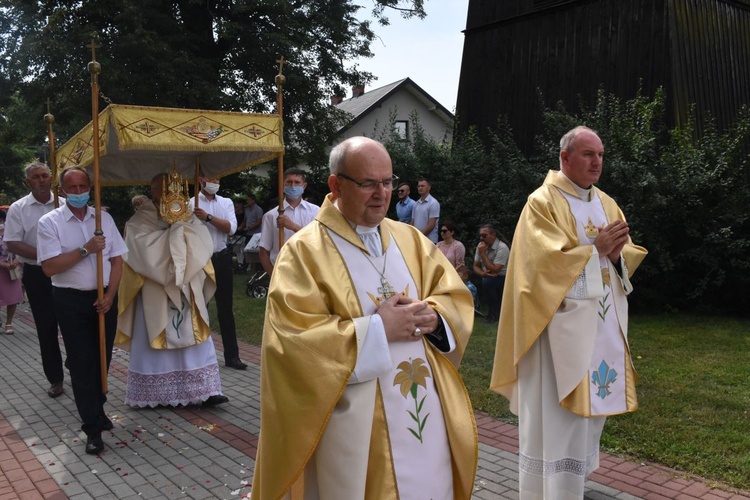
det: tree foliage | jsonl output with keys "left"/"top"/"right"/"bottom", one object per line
{"left": 377, "top": 91, "right": 750, "bottom": 315}
{"left": 0, "top": 0, "right": 424, "bottom": 174}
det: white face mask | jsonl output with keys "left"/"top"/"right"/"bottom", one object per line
{"left": 203, "top": 182, "right": 220, "bottom": 195}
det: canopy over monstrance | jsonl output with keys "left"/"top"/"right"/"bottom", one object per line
{"left": 54, "top": 103, "right": 284, "bottom": 186}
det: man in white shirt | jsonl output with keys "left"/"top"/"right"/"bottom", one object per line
{"left": 190, "top": 176, "right": 246, "bottom": 370}
{"left": 4, "top": 162, "right": 66, "bottom": 399}
{"left": 37, "top": 167, "right": 128, "bottom": 456}
{"left": 258, "top": 167, "right": 320, "bottom": 276}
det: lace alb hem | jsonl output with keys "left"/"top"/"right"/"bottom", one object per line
{"left": 125, "top": 363, "right": 223, "bottom": 408}
{"left": 519, "top": 448, "right": 599, "bottom": 478}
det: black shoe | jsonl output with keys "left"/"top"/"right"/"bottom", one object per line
{"left": 47, "top": 382, "right": 64, "bottom": 398}
{"left": 225, "top": 358, "right": 247, "bottom": 370}
{"left": 483, "top": 316, "right": 498, "bottom": 324}
{"left": 202, "top": 395, "right": 229, "bottom": 407}
{"left": 85, "top": 434, "right": 104, "bottom": 455}
{"left": 102, "top": 416, "right": 114, "bottom": 431}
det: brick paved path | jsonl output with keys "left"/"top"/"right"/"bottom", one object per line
{"left": 1, "top": 303, "right": 748, "bottom": 499}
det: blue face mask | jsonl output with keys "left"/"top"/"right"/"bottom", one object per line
{"left": 284, "top": 185, "right": 304, "bottom": 200}
{"left": 65, "top": 192, "right": 90, "bottom": 208}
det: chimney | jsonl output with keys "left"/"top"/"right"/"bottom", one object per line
{"left": 330, "top": 95, "right": 344, "bottom": 106}
{"left": 351, "top": 84, "right": 365, "bottom": 98}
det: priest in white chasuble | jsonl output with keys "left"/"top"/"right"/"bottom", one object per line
{"left": 116, "top": 172, "right": 228, "bottom": 408}
{"left": 251, "top": 136, "right": 477, "bottom": 500}
{"left": 491, "top": 126, "right": 648, "bottom": 499}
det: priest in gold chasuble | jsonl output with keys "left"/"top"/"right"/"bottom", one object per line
{"left": 251, "top": 137, "right": 477, "bottom": 500}
{"left": 490, "top": 126, "right": 647, "bottom": 499}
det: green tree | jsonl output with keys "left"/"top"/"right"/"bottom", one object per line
{"left": 0, "top": 0, "right": 426, "bottom": 172}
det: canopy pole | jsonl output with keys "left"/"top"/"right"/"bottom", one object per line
{"left": 194, "top": 158, "right": 200, "bottom": 210}
{"left": 275, "top": 56, "right": 286, "bottom": 247}
{"left": 44, "top": 99, "right": 59, "bottom": 208}
{"left": 87, "top": 40, "right": 108, "bottom": 394}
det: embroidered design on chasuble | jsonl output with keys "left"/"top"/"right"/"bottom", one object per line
{"left": 559, "top": 189, "right": 636, "bottom": 417}
{"left": 393, "top": 357, "right": 431, "bottom": 442}
{"left": 327, "top": 230, "right": 454, "bottom": 498}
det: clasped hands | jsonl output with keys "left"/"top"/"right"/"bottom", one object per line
{"left": 594, "top": 220, "right": 629, "bottom": 262}
{"left": 377, "top": 295, "right": 439, "bottom": 343}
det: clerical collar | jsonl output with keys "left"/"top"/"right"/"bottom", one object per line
{"left": 559, "top": 170, "right": 594, "bottom": 201}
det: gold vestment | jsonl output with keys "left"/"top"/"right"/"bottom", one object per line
{"left": 251, "top": 194, "right": 477, "bottom": 500}
{"left": 490, "top": 171, "right": 647, "bottom": 405}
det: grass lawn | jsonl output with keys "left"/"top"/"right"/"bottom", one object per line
{"left": 212, "top": 276, "right": 750, "bottom": 490}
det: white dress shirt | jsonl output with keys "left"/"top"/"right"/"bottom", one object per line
{"left": 4, "top": 192, "right": 65, "bottom": 265}
{"left": 258, "top": 199, "right": 320, "bottom": 264}
{"left": 36, "top": 204, "right": 128, "bottom": 290}
{"left": 189, "top": 193, "right": 237, "bottom": 253}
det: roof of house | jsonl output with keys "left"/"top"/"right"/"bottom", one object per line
{"left": 335, "top": 77, "right": 455, "bottom": 134}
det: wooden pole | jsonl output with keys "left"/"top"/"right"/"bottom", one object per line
{"left": 275, "top": 56, "right": 286, "bottom": 247}
{"left": 87, "top": 40, "right": 108, "bottom": 394}
{"left": 194, "top": 158, "right": 200, "bottom": 210}
{"left": 43, "top": 99, "right": 59, "bottom": 208}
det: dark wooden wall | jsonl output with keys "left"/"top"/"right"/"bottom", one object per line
{"left": 457, "top": 0, "right": 750, "bottom": 153}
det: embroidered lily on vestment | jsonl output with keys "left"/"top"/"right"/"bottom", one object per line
{"left": 393, "top": 357, "right": 431, "bottom": 443}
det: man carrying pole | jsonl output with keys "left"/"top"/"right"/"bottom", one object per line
{"left": 37, "top": 166, "right": 127, "bottom": 455}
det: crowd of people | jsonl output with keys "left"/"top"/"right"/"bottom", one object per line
{"left": 1, "top": 125, "right": 646, "bottom": 499}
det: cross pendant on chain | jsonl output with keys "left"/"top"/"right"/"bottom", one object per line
{"left": 378, "top": 277, "right": 396, "bottom": 299}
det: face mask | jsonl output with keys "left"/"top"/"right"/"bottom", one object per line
{"left": 65, "top": 192, "right": 90, "bottom": 208}
{"left": 203, "top": 182, "right": 220, "bottom": 195}
{"left": 284, "top": 186, "right": 304, "bottom": 200}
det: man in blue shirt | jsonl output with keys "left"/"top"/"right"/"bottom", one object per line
{"left": 394, "top": 182, "right": 415, "bottom": 223}
{"left": 411, "top": 177, "right": 440, "bottom": 243}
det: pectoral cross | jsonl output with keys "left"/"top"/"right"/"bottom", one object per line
{"left": 378, "top": 277, "right": 396, "bottom": 299}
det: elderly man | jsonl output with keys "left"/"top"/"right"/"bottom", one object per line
{"left": 490, "top": 126, "right": 647, "bottom": 498}
{"left": 411, "top": 177, "right": 440, "bottom": 243}
{"left": 37, "top": 167, "right": 127, "bottom": 455}
{"left": 189, "top": 176, "right": 246, "bottom": 370}
{"left": 4, "top": 162, "right": 66, "bottom": 398}
{"left": 116, "top": 173, "right": 228, "bottom": 408}
{"left": 251, "top": 137, "right": 477, "bottom": 500}
{"left": 258, "top": 167, "right": 319, "bottom": 277}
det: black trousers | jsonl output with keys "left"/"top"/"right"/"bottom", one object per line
{"left": 53, "top": 287, "right": 116, "bottom": 437}
{"left": 22, "top": 265, "right": 64, "bottom": 385}
{"left": 482, "top": 274, "right": 506, "bottom": 320}
{"left": 211, "top": 250, "right": 239, "bottom": 362}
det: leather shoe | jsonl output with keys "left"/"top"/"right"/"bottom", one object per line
{"left": 202, "top": 395, "right": 229, "bottom": 407}
{"left": 47, "top": 382, "right": 63, "bottom": 398}
{"left": 225, "top": 358, "right": 247, "bottom": 370}
{"left": 85, "top": 434, "right": 104, "bottom": 455}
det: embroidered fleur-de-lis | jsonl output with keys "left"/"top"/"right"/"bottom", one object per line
{"left": 393, "top": 357, "right": 431, "bottom": 443}
{"left": 591, "top": 360, "right": 617, "bottom": 399}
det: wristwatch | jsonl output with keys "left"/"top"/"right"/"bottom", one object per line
{"left": 206, "top": 214, "right": 214, "bottom": 223}
{"left": 79, "top": 246, "right": 89, "bottom": 257}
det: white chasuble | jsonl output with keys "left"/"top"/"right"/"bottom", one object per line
{"left": 329, "top": 230, "right": 453, "bottom": 500}
{"left": 561, "top": 190, "right": 633, "bottom": 417}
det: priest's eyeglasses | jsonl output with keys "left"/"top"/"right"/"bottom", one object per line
{"left": 337, "top": 173, "right": 399, "bottom": 192}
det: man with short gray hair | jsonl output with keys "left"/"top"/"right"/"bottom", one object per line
{"left": 252, "top": 136, "right": 477, "bottom": 499}
{"left": 5, "top": 162, "right": 66, "bottom": 398}
{"left": 491, "top": 126, "right": 647, "bottom": 497}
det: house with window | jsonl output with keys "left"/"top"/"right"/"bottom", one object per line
{"left": 332, "top": 78, "right": 455, "bottom": 145}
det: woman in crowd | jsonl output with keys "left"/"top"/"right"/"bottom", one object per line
{"left": 437, "top": 220, "right": 466, "bottom": 271}
{"left": 0, "top": 210, "right": 24, "bottom": 334}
